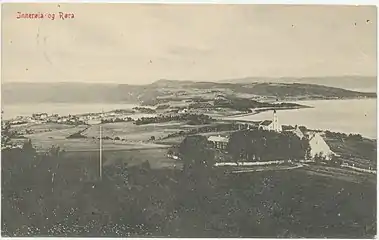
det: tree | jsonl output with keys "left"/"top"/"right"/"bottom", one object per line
{"left": 314, "top": 153, "right": 325, "bottom": 163}
{"left": 179, "top": 135, "right": 215, "bottom": 171}
{"left": 1, "top": 121, "right": 12, "bottom": 148}
{"left": 47, "top": 145, "right": 63, "bottom": 157}
{"left": 22, "top": 139, "right": 36, "bottom": 155}
{"left": 304, "top": 145, "right": 312, "bottom": 160}
{"left": 227, "top": 131, "right": 250, "bottom": 161}
{"left": 167, "top": 149, "right": 173, "bottom": 156}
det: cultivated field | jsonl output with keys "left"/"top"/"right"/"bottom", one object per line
{"left": 14, "top": 122, "right": 178, "bottom": 152}
{"left": 62, "top": 148, "right": 181, "bottom": 170}
{"left": 11, "top": 122, "right": 194, "bottom": 167}
{"left": 83, "top": 122, "right": 203, "bottom": 142}
{"left": 12, "top": 123, "right": 81, "bottom": 133}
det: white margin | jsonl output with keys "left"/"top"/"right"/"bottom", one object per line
{"left": 0, "top": 1, "right": 378, "bottom": 240}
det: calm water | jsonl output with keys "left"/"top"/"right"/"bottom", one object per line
{"left": 2, "top": 103, "right": 139, "bottom": 120}
{"left": 226, "top": 99, "right": 377, "bottom": 139}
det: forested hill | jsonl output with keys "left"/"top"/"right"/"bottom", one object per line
{"left": 2, "top": 78, "right": 376, "bottom": 104}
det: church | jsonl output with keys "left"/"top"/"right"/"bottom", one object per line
{"left": 258, "top": 110, "right": 282, "bottom": 132}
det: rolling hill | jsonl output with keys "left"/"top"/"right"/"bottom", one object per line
{"left": 2, "top": 77, "right": 376, "bottom": 105}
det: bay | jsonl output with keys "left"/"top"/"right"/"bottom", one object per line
{"left": 225, "top": 99, "right": 377, "bottom": 139}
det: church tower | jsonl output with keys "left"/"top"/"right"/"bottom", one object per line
{"left": 272, "top": 110, "right": 282, "bottom": 132}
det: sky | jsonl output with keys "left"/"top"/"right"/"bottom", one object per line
{"left": 2, "top": 4, "right": 377, "bottom": 84}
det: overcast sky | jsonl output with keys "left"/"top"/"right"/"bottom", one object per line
{"left": 2, "top": 4, "right": 377, "bottom": 84}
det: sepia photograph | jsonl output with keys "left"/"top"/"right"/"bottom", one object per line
{"left": 1, "top": 3, "right": 377, "bottom": 238}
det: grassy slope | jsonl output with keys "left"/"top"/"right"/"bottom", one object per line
{"left": 325, "top": 137, "right": 376, "bottom": 168}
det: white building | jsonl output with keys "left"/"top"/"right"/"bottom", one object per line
{"left": 32, "top": 113, "right": 48, "bottom": 120}
{"left": 292, "top": 126, "right": 304, "bottom": 139}
{"left": 258, "top": 110, "right": 282, "bottom": 132}
{"left": 236, "top": 121, "right": 256, "bottom": 130}
{"left": 284, "top": 125, "right": 305, "bottom": 139}
{"left": 308, "top": 132, "right": 334, "bottom": 160}
{"left": 87, "top": 119, "right": 102, "bottom": 125}
{"left": 208, "top": 135, "right": 229, "bottom": 150}
{"left": 179, "top": 108, "right": 189, "bottom": 114}
{"left": 78, "top": 116, "right": 87, "bottom": 122}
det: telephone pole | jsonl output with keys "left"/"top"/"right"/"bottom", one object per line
{"left": 99, "top": 125, "right": 103, "bottom": 180}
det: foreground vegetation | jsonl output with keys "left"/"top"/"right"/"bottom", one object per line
{"left": 1, "top": 131, "right": 376, "bottom": 238}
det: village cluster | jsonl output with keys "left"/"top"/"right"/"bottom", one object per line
{"left": 8, "top": 111, "right": 129, "bottom": 126}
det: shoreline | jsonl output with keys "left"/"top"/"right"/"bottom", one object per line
{"left": 3, "top": 96, "right": 376, "bottom": 119}
{"left": 219, "top": 105, "right": 312, "bottom": 119}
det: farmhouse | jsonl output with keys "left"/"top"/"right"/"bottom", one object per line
{"left": 32, "top": 113, "right": 48, "bottom": 120}
{"left": 258, "top": 120, "right": 274, "bottom": 131}
{"left": 283, "top": 125, "right": 305, "bottom": 139}
{"left": 236, "top": 121, "right": 257, "bottom": 131}
{"left": 307, "top": 132, "right": 334, "bottom": 160}
{"left": 208, "top": 135, "right": 229, "bottom": 150}
{"left": 293, "top": 127, "right": 305, "bottom": 139}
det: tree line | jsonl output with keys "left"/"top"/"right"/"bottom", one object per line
{"left": 134, "top": 113, "right": 214, "bottom": 125}
{"left": 227, "top": 129, "right": 310, "bottom": 162}
{"left": 213, "top": 97, "right": 304, "bottom": 113}
{"left": 101, "top": 117, "right": 133, "bottom": 124}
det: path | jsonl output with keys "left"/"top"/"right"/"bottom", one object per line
{"left": 231, "top": 164, "right": 303, "bottom": 173}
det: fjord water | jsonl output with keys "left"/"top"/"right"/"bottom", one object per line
{"left": 228, "top": 99, "right": 377, "bottom": 139}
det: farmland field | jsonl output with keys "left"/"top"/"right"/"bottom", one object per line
{"left": 83, "top": 122, "right": 205, "bottom": 142}
{"left": 11, "top": 119, "right": 232, "bottom": 152}
{"left": 62, "top": 148, "right": 180, "bottom": 170}
{"left": 12, "top": 122, "right": 178, "bottom": 152}
{"left": 12, "top": 123, "right": 81, "bottom": 133}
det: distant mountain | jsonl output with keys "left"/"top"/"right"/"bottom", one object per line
{"left": 219, "top": 76, "right": 377, "bottom": 92}
{"left": 2, "top": 77, "right": 376, "bottom": 105}
{"left": 1, "top": 82, "right": 140, "bottom": 104}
